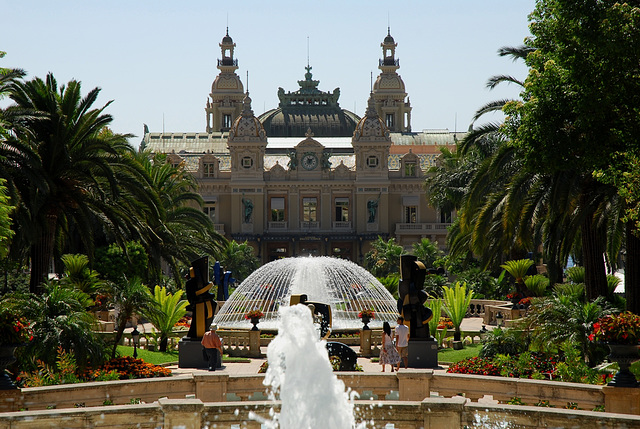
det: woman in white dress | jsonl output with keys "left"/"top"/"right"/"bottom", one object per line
{"left": 379, "top": 321, "right": 401, "bottom": 372}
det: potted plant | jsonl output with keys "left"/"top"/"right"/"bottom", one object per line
{"left": 358, "top": 309, "right": 375, "bottom": 330}
{"left": 245, "top": 309, "right": 265, "bottom": 331}
{"left": 590, "top": 311, "right": 640, "bottom": 387}
{"left": 0, "top": 309, "right": 33, "bottom": 389}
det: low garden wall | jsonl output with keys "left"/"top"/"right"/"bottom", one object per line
{"left": 3, "top": 370, "right": 638, "bottom": 415}
{"left": 2, "top": 396, "right": 640, "bottom": 429}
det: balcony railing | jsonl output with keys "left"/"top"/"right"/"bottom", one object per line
{"left": 332, "top": 221, "right": 352, "bottom": 230}
{"left": 300, "top": 221, "right": 319, "bottom": 230}
{"left": 214, "top": 224, "right": 225, "bottom": 234}
{"left": 395, "top": 223, "right": 451, "bottom": 234}
{"left": 268, "top": 221, "right": 288, "bottom": 230}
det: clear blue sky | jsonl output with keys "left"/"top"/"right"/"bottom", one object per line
{"left": 3, "top": 1, "right": 535, "bottom": 145}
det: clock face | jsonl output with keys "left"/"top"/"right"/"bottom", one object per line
{"left": 301, "top": 153, "right": 318, "bottom": 170}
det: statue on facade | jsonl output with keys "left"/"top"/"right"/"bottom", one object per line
{"left": 287, "top": 150, "right": 297, "bottom": 170}
{"left": 321, "top": 151, "right": 332, "bottom": 171}
{"left": 242, "top": 195, "right": 253, "bottom": 223}
{"left": 367, "top": 193, "right": 381, "bottom": 223}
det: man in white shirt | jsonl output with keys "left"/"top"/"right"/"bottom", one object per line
{"left": 394, "top": 316, "right": 410, "bottom": 370}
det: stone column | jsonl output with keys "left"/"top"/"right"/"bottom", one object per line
{"left": 159, "top": 398, "right": 204, "bottom": 429}
{"left": 194, "top": 373, "right": 228, "bottom": 402}
{"left": 397, "top": 370, "right": 433, "bottom": 401}
{"left": 360, "top": 329, "right": 372, "bottom": 357}
{"left": 249, "top": 330, "right": 261, "bottom": 358}
{"left": 603, "top": 386, "right": 640, "bottom": 415}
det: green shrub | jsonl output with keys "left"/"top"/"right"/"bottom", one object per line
{"left": 479, "top": 327, "right": 528, "bottom": 358}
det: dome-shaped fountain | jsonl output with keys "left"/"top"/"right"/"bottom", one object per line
{"left": 213, "top": 256, "right": 399, "bottom": 330}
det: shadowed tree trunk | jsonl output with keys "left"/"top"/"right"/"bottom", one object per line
{"left": 626, "top": 222, "right": 640, "bottom": 314}
{"left": 29, "top": 214, "right": 57, "bottom": 294}
{"left": 581, "top": 201, "right": 608, "bottom": 300}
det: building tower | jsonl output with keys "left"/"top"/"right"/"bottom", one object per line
{"left": 205, "top": 29, "right": 245, "bottom": 133}
{"left": 372, "top": 28, "right": 412, "bottom": 132}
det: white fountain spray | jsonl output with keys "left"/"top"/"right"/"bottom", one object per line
{"left": 253, "top": 304, "right": 366, "bottom": 429}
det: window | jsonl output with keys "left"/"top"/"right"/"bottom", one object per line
{"left": 302, "top": 197, "right": 317, "bottom": 222}
{"left": 203, "top": 202, "right": 216, "bottom": 223}
{"left": 440, "top": 210, "right": 452, "bottom": 223}
{"left": 223, "top": 114, "right": 232, "bottom": 129}
{"left": 386, "top": 114, "right": 394, "bottom": 129}
{"left": 404, "top": 206, "right": 417, "bottom": 223}
{"left": 335, "top": 198, "right": 349, "bottom": 222}
{"left": 241, "top": 156, "right": 253, "bottom": 168}
{"left": 203, "top": 163, "right": 215, "bottom": 178}
{"left": 404, "top": 161, "right": 417, "bottom": 177}
{"left": 367, "top": 155, "right": 379, "bottom": 168}
{"left": 271, "top": 197, "right": 285, "bottom": 221}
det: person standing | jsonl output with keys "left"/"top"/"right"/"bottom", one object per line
{"left": 394, "top": 316, "right": 410, "bottom": 370}
{"left": 379, "top": 321, "right": 401, "bottom": 372}
{"left": 201, "top": 323, "right": 223, "bottom": 371}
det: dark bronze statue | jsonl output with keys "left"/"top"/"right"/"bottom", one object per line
{"left": 397, "top": 254, "right": 433, "bottom": 339}
{"left": 185, "top": 256, "right": 217, "bottom": 339}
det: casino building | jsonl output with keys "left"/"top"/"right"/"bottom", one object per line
{"left": 143, "top": 29, "right": 463, "bottom": 264}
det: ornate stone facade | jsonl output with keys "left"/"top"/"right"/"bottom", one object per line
{"left": 144, "top": 30, "right": 464, "bottom": 264}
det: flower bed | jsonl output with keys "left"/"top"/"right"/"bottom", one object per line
{"left": 99, "top": 356, "right": 172, "bottom": 379}
{"left": 448, "top": 352, "right": 558, "bottom": 379}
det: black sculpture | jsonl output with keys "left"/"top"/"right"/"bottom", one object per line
{"left": 185, "top": 256, "right": 217, "bottom": 339}
{"left": 397, "top": 254, "right": 433, "bottom": 340}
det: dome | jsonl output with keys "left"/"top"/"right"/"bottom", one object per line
{"left": 229, "top": 92, "right": 265, "bottom": 139}
{"left": 213, "top": 256, "right": 400, "bottom": 330}
{"left": 211, "top": 74, "right": 243, "bottom": 92}
{"left": 354, "top": 95, "right": 389, "bottom": 139}
{"left": 384, "top": 33, "right": 395, "bottom": 44}
{"left": 373, "top": 73, "right": 405, "bottom": 91}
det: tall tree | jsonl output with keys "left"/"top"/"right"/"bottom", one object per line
{"left": 507, "top": 0, "right": 640, "bottom": 303}
{"left": 2, "top": 73, "right": 148, "bottom": 293}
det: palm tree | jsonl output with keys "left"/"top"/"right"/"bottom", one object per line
{"left": 4, "top": 281, "right": 107, "bottom": 369}
{"left": 58, "top": 253, "right": 108, "bottom": 298}
{"left": 364, "top": 236, "right": 404, "bottom": 278}
{"left": 2, "top": 73, "right": 150, "bottom": 293}
{"left": 107, "top": 277, "right": 162, "bottom": 358}
{"left": 217, "top": 240, "right": 259, "bottom": 283}
{"left": 442, "top": 282, "right": 473, "bottom": 342}
{"left": 145, "top": 285, "right": 188, "bottom": 352}
{"left": 133, "top": 151, "right": 226, "bottom": 285}
{"left": 412, "top": 238, "right": 442, "bottom": 269}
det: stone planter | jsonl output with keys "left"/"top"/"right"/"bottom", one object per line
{"left": 250, "top": 317, "right": 260, "bottom": 331}
{"left": 607, "top": 343, "right": 640, "bottom": 387}
{"left": 360, "top": 316, "right": 371, "bottom": 330}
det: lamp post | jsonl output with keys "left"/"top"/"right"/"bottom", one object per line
{"left": 131, "top": 325, "right": 140, "bottom": 359}
{"left": 495, "top": 312, "right": 504, "bottom": 328}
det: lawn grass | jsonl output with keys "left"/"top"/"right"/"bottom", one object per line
{"left": 116, "top": 346, "right": 251, "bottom": 364}
{"left": 437, "top": 343, "right": 481, "bottom": 364}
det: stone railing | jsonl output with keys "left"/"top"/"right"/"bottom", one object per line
{"left": 220, "top": 330, "right": 261, "bottom": 358}
{"left": 5, "top": 373, "right": 640, "bottom": 427}
{"left": 3, "top": 398, "right": 640, "bottom": 429}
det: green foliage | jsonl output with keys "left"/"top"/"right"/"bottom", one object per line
{"left": 553, "top": 282, "right": 585, "bottom": 301}
{"left": 18, "top": 347, "right": 83, "bottom": 387}
{"left": 217, "top": 240, "right": 259, "bottom": 283}
{"left": 455, "top": 268, "right": 507, "bottom": 299}
{"left": 377, "top": 273, "right": 399, "bottom": 298}
{"left": 479, "top": 327, "right": 529, "bottom": 358}
{"left": 411, "top": 238, "right": 443, "bottom": 268}
{"left": 442, "top": 282, "right": 473, "bottom": 340}
{"left": 423, "top": 274, "right": 447, "bottom": 298}
{"left": 144, "top": 285, "right": 187, "bottom": 352}
{"left": 522, "top": 294, "right": 611, "bottom": 366}
{"left": 0, "top": 178, "right": 14, "bottom": 259}
{"left": 108, "top": 277, "right": 163, "bottom": 358}
{"left": 500, "top": 259, "right": 533, "bottom": 283}
{"left": 58, "top": 254, "right": 108, "bottom": 298}
{"left": 553, "top": 342, "right": 610, "bottom": 385}
{"left": 508, "top": 397, "right": 526, "bottom": 406}
{"left": 6, "top": 282, "right": 108, "bottom": 371}
{"left": 565, "top": 266, "right": 585, "bottom": 284}
{"left": 524, "top": 275, "right": 550, "bottom": 297}
{"left": 364, "top": 236, "right": 404, "bottom": 277}
{"left": 427, "top": 298, "right": 443, "bottom": 338}
{"left": 95, "top": 241, "right": 149, "bottom": 284}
